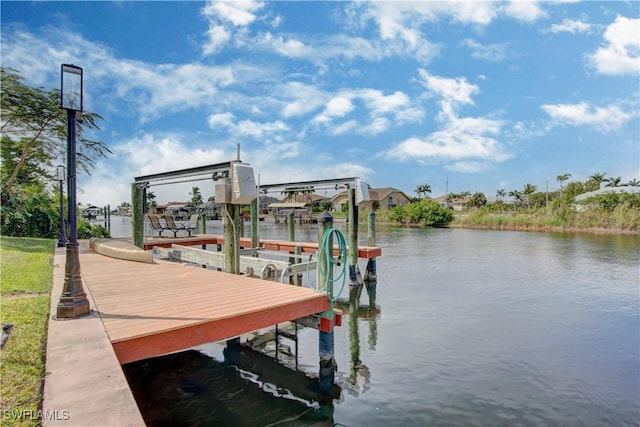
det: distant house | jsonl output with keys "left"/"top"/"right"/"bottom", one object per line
{"left": 331, "top": 187, "right": 412, "bottom": 211}
{"left": 81, "top": 205, "right": 101, "bottom": 219}
{"left": 280, "top": 193, "right": 326, "bottom": 208}
{"left": 156, "top": 202, "right": 196, "bottom": 220}
{"left": 198, "top": 200, "right": 221, "bottom": 219}
{"left": 432, "top": 195, "right": 469, "bottom": 211}
{"left": 573, "top": 186, "right": 640, "bottom": 211}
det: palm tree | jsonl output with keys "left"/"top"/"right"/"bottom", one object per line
{"left": 605, "top": 176, "right": 622, "bottom": 187}
{"left": 496, "top": 189, "right": 506, "bottom": 201}
{"left": 589, "top": 172, "right": 607, "bottom": 189}
{"left": 522, "top": 184, "right": 537, "bottom": 209}
{"left": 189, "top": 186, "right": 203, "bottom": 206}
{"left": 556, "top": 173, "right": 571, "bottom": 194}
{"left": 508, "top": 190, "right": 522, "bottom": 210}
{"left": 146, "top": 190, "right": 157, "bottom": 212}
{"left": 626, "top": 178, "right": 640, "bottom": 187}
{"left": 414, "top": 184, "right": 431, "bottom": 199}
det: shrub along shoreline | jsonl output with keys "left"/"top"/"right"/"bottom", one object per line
{"left": 450, "top": 204, "right": 639, "bottom": 235}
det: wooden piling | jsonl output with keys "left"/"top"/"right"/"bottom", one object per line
{"left": 348, "top": 188, "right": 363, "bottom": 288}
{"left": 364, "top": 210, "right": 377, "bottom": 285}
{"left": 131, "top": 183, "right": 144, "bottom": 249}
{"left": 317, "top": 210, "right": 335, "bottom": 372}
{"left": 250, "top": 198, "right": 258, "bottom": 249}
{"left": 223, "top": 204, "right": 238, "bottom": 274}
{"left": 288, "top": 212, "right": 295, "bottom": 284}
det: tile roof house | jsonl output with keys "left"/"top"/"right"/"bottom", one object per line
{"left": 331, "top": 187, "right": 412, "bottom": 211}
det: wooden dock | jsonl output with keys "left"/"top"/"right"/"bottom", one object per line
{"left": 142, "top": 233, "right": 382, "bottom": 258}
{"left": 79, "top": 243, "right": 330, "bottom": 365}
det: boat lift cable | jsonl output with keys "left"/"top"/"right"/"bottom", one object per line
{"left": 305, "top": 228, "right": 347, "bottom": 303}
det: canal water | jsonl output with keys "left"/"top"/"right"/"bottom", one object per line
{"left": 109, "top": 218, "right": 639, "bottom": 426}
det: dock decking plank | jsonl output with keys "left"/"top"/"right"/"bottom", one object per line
{"left": 79, "top": 244, "right": 329, "bottom": 364}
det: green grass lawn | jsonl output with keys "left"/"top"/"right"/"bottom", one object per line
{"left": 1, "top": 236, "right": 54, "bottom": 427}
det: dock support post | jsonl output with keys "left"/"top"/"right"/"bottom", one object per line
{"left": 288, "top": 213, "right": 295, "bottom": 284}
{"left": 200, "top": 213, "right": 207, "bottom": 251}
{"left": 364, "top": 210, "right": 377, "bottom": 285}
{"left": 348, "top": 188, "right": 363, "bottom": 289}
{"left": 250, "top": 198, "right": 258, "bottom": 249}
{"left": 132, "top": 183, "right": 144, "bottom": 249}
{"left": 223, "top": 203, "right": 238, "bottom": 274}
{"left": 317, "top": 210, "right": 336, "bottom": 388}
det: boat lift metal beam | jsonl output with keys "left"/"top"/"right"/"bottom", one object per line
{"left": 259, "top": 177, "right": 361, "bottom": 193}
{"left": 134, "top": 161, "right": 235, "bottom": 184}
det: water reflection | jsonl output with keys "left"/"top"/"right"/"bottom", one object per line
{"left": 113, "top": 222, "right": 638, "bottom": 426}
{"left": 332, "top": 282, "right": 380, "bottom": 398}
{"left": 125, "top": 343, "right": 338, "bottom": 426}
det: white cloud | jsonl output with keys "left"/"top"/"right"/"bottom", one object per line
{"left": 547, "top": 18, "right": 592, "bottom": 34}
{"left": 236, "top": 119, "right": 288, "bottom": 138}
{"left": 201, "top": 0, "right": 265, "bottom": 54}
{"left": 203, "top": 1, "right": 264, "bottom": 27}
{"left": 208, "top": 113, "right": 288, "bottom": 138}
{"left": 541, "top": 102, "right": 633, "bottom": 132}
{"left": 76, "top": 133, "right": 232, "bottom": 206}
{"left": 1, "top": 26, "right": 241, "bottom": 120}
{"left": 587, "top": 16, "right": 640, "bottom": 76}
{"left": 502, "top": 1, "right": 547, "bottom": 22}
{"left": 360, "top": 117, "right": 390, "bottom": 135}
{"left": 447, "top": 161, "right": 489, "bottom": 173}
{"left": 208, "top": 112, "right": 236, "bottom": 128}
{"left": 387, "top": 116, "right": 508, "bottom": 164}
{"left": 256, "top": 32, "right": 312, "bottom": 58}
{"left": 314, "top": 96, "right": 355, "bottom": 123}
{"left": 332, "top": 120, "right": 358, "bottom": 136}
{"left": 359, "top": 89, "right": 410, "bottom": 115}
{"left": 462, "top": 39, "right": 509, "bottom": 61}
{"left": 203, "top": 25, "right": 231, "bottom": 55}
{"left": 384, "top": 70, "right": 509, "bottom": 169}
{"left": 417, "top": 69, "right": 479, "bottom": 108}
{"left": 280, "top": 82, "right": 328, "bottom": 118}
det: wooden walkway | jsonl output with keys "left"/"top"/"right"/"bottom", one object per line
{"left": 79, "top": 243, "right": 330, "bottom": 365}
{"left": 142, "top": 234, "right": 382, "bottom": 259}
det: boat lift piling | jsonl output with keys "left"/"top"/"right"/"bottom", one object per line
{"left": 348, "top": 188, "right": 364, "bottom": 290}
{"left": 317, "top": 210, "right": 336, "bottom": 403}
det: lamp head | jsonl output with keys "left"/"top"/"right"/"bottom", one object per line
{"left": 61, "top": 64, "right": 83, "bottom": 112}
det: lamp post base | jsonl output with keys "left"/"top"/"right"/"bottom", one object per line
{"left": 56, "top": 242, "right": 90, "bottom": 319}
{"left": 56, "top": 298, "right": 90, "bottom": 318}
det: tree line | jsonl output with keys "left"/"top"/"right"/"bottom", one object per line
{"left": 1, "top": 67, "right": 111, "bottom": 237}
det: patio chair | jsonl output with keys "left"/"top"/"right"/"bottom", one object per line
{"left": 147, "top": 214, "right": 167, "bottom": 237}
{"left": 163, "top": 214, "right": 186, "bottom": 238}
{"left": 185, "top": 214, "right": 200, "bottom": 237}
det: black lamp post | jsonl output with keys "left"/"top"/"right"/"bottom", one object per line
{"left": 56, "top": 165, "right": 67, "bottom": 248}
{"left": 57, "top": 64, "right": 90, "bottom": 319}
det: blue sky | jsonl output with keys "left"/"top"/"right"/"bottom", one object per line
{"left": 2, "top": 1, "right": 639, "bottom": 207}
